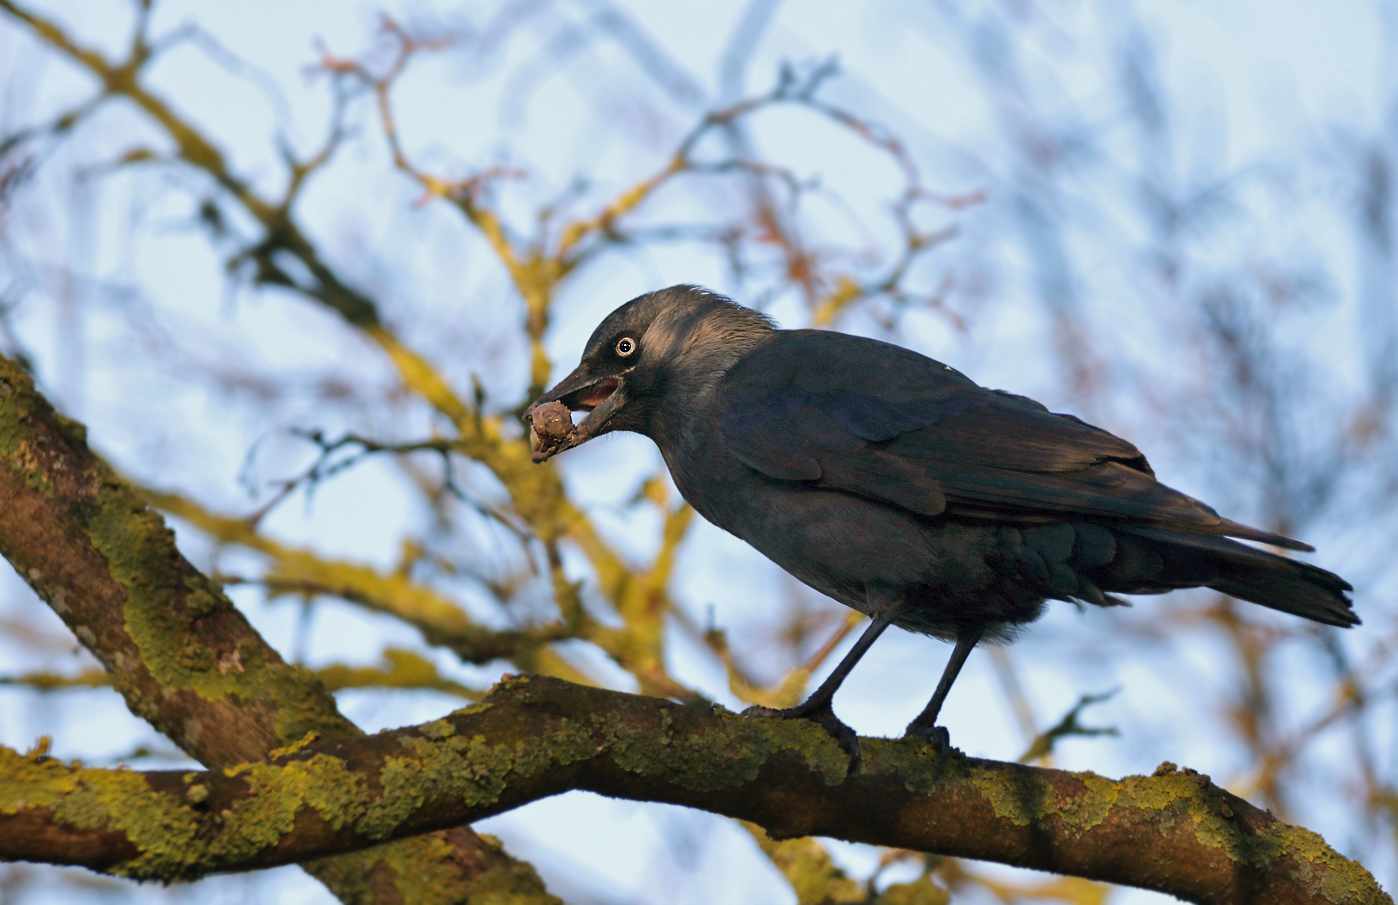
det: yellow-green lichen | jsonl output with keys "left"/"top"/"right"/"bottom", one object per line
{"left": 355, "top": 711, "right": 609, "bottom": 843}
{"left": 0, "top": 365, "right": 53, "bottom": 498}
{"left": 1113, "top": 772, "right": 1303, "bottom": 873}
{"left": 367, "top": 754, "right": 432, "bottom": 841}
{"left": 84, "top": 472, "right": 341, "bottom": 746}
{"left": 1118, "top": 770, "right": 1196, "bottom": 812}
{"left": 281, "top": 754, "right": 370, "bottom": 833}
{"left": 108, "top": 753, "right": 369, "bottom": 878}
{"left": 608, "top": 706, "right": 847, "bottom": 792}
{"left": 183, "top": 584, "right": 220, "bottom": 618}
{"left": 896, "top": 742, "right": 962, "bottom": 795}
{"left": 87, "top": 488, "right": 237, "bottom": 696}
{"left": 1055, "top": 772, "right": 1118, "bottom": 831}
{"left": 969, "top": 768, "right": 1054, "bottom": 827}
{"left": 749, "top": 827, "right": 866, "bottom": 905}
{"left": 419, "top": 718, "right": 457, "bottom": 740}
{"left": 0, "top": 747, "right": 81, "bottom": 815}
{"left": 16, "top": 441, "right": 57, "bottom": 497}
{"left": 267, "top": 731, "right": 321, "bottom": 760}
{"left": 609, "top": 715, "right": 759, "bottom": 791}
{"left": 875, "top": 879, "right": 951, "bottom": 905}
{"left": 436, "top": 733, "right": 516, "bottom": 807}
{"left": 375, "top": 832, "right": 562, "bottom": 905}
{"left": 756, "top": 714, "right": 851, "bottom": 787}
{"left": 2, "top": 750, "right": 207, "bottom": 880}
{"left": 450, "top": 699, "right": 498, "bottom": 719}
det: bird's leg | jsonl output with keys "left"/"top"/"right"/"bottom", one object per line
{"left": 904, "top": 628, "right": 983, "bottom": 756}
{"left": 743, "top": 606, "right": 897, "bottom": 768}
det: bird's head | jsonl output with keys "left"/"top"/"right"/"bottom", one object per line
{"left": 525, "top": 285, "right": 775, "bottom": 461}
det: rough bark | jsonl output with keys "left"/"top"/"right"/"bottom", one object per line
{"left": 0, "top": 675, "right": 1386, "bottom": 905}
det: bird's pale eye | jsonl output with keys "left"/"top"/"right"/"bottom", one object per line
{"left": 615, "top": 336, "right": 637, "bottom": 357}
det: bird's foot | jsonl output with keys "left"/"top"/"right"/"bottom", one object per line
{"left": 903, "top": 721, "right": 953, "bottom": 760}
{"left": 744, "top": 699, "right": 861, "bottom": 771}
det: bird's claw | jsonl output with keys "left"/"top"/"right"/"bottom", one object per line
{"left": 744, "top": 700, "right": 862, "bottom": 772}
{"left": 904, "top": 722, "right": 953, "bottom": 760}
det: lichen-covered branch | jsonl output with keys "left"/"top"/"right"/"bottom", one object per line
{"left": 0, "top": 354, "right": 556, "bottom": 904}
{"left": 0, "top": 675, "right": 1384, "bottom": 905}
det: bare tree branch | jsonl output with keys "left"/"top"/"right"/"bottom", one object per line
{"left": 0, "top": 675, "right": 1384, "bottom": 905}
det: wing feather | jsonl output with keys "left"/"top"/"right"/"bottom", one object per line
{"left": 720, "top": 330, "right": 1303, "bottom": 549}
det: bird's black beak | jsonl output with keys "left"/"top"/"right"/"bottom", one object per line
{"left": 524, "top": 362, "right": 625, "bottom": 462}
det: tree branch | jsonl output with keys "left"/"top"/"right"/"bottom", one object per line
{"left": 0, "top": 353, "right": 556, "bottom": 904}
{"left": 0, "top": 675, "right": 1384, "bottom": 905}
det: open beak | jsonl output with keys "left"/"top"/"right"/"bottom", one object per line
{"left": 524, "top": 363, "right": 625, "bottom": 462}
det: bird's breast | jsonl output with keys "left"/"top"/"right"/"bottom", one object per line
{"left": 665, "top": 437, "right": 945, "bottom": 601}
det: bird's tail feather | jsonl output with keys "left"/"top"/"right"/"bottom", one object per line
{"left": 1119, "top": 527, "right": 1357, "bottom": 628}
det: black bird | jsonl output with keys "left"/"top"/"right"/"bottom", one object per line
{"left": 527, "top": 285, "right": 1357, "bottom": 756}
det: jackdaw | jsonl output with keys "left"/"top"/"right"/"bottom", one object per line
{"left": 527, "top": 285, "right": 1357, "bottom": 756}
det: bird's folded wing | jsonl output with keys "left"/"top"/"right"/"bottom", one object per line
{"left": 720, "top": 330, "right": 1297, "bottom": 547}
